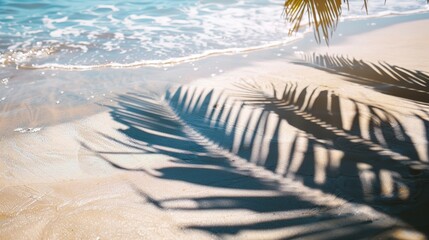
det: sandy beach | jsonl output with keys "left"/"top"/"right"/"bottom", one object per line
{"left": 1, "top": 11, "right": 429, "bottom": 240}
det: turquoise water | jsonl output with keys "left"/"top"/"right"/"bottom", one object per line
{"left": 0, "top": 0, "right": 428, "bottom": 69}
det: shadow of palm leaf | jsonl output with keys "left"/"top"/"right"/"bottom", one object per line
{"left": 133, "top": 184, "right": 389, "bottom": 239}
{"left": 80, "top": 90, "right": 409, "bottom": 239}
{"left": 166, "top": 80, "right": 429, "bottom": 232}
{"left": 296, "top": 53, "right": 429, "bottom": 103}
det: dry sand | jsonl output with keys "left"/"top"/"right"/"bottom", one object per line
{"left": 1, "top": 17, "right": 429, "bottom": 239}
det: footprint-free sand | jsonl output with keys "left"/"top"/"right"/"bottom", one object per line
{"left": 1, "top": 15, "right": 429, "bottom": 239}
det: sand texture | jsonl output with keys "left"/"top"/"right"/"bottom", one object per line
{"left": 1, "top": 17, "right": 429, "bottom": 239}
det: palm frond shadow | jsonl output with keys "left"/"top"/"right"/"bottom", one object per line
{"left": 133, "top": 185, "right": 387, "bottom": 240}
{"left": 166, "top": 81, "right": 429, "bottom": 232}
{"left": 295, "top": 53, "right": 429, "bottom": 103}
{"left": 80, "top": 91, "right": 410, "bottom": 239}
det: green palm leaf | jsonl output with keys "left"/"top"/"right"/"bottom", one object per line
{"left": 284, "top": 0, "right": 368, "bottom": 44}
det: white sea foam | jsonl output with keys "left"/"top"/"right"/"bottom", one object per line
{"left": 42, "top": 16, "right": 68, "bottom": 29}
{"left": 50, "top": 28, "right": 82, "bottom": 38}
{"left": 96, "top": 5, "right": 119, "bottom": 12}
{"left": 74, "top": 19, "right": 96, "bottom": 27}
{"left": 21, "top": 36, "right": 305, "bottom": 70}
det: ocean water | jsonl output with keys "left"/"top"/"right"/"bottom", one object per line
{"left": 0, "top": 0, "right": 428, "bottom": 69}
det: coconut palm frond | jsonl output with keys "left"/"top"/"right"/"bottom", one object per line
{"left": 284, "top": 0, "right": 369, "bottom": 44}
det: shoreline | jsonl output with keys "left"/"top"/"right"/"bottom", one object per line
{"left": 2, "top": 11, "right": 429, "bottom": 71}
{"left": 1, "top": 13, "right": 429, "bottom": 137}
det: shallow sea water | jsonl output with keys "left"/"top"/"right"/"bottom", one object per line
{"left": 0, "top": 0, "right": 428, "bottom": 68}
